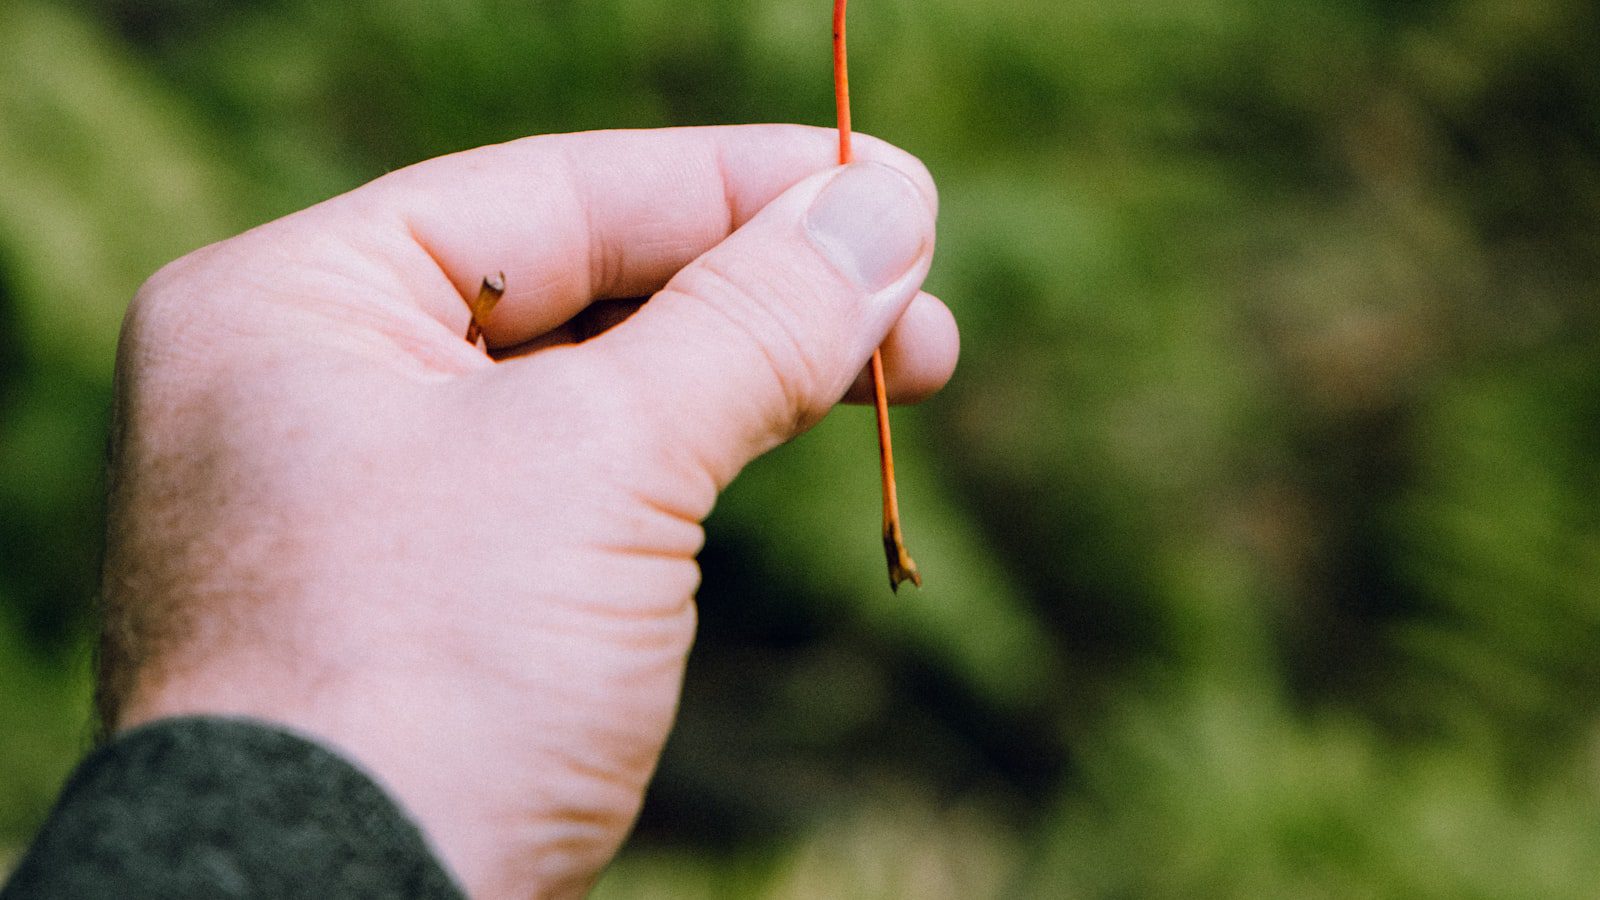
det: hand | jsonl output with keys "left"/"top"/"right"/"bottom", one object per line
{"left": 98, "top": 125, "right": 957, "bottom": 898}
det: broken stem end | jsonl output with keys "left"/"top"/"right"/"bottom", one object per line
{"left": 883, "top": 527, "right": 922, "bottom": 592}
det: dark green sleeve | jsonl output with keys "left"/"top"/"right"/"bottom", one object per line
{"left": 1, "top": 717, "right": 466, "bottom": 899}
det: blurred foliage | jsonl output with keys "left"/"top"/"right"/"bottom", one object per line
{"left": 3, "top": 0, "right": 1600, "bottom": 894}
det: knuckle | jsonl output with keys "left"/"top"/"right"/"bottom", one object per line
{"left": 670, "top": 256, "right": 830, "bottom": 424}
{"left": 125, "top": 241, "right": 231, "bottom": 348}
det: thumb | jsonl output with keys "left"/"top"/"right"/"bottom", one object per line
{"left": 589, "top": 161, "right": 937, "bottom": 489}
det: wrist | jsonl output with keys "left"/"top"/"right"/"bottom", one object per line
{"left": 112, "top": 602, "right": 682, "bottom": 900}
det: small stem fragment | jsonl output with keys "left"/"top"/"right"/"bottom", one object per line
{"left": 464, "top": 272, "right": 506, "bottom": 349}
{"left": 872, "top": 350, "right": 922, "bottom": 590}
{"left": 836, "top": 0, "right": 921, "bottom": 591}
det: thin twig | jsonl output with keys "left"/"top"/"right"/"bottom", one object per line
{"left": 835, "top": 0, "right": 921, "bottom": 591}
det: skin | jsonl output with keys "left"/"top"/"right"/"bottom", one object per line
{"left": 99, "top": 125, "right": 958, "bottom": 898}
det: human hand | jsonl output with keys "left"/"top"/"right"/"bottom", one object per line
{"left": 98, "top": 125, "right": 957, "bottom": 898}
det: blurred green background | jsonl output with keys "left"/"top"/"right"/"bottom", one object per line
{"left": 4, "top": 0, "right": 1600, "bottom": 895}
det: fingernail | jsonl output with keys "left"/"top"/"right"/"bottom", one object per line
{"left": 805, "top": 163, "right": 931, "bottom": 293}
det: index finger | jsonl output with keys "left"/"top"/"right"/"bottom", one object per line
{"left": 340, "top": 125, "right": 937, "bottom": 348}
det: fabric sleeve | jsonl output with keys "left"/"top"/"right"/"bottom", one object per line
{"left": 0, "top": 716, "right": 466, "bottom": 899}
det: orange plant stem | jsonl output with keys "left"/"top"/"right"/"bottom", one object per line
{"left": 835, "top": 0, "right": 921, "bottom": 590}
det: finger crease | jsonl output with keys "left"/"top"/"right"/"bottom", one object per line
{"left": 559, "top": 145, "right": 607, "bottom": 301}
{"left": 401, "top": 214, "right": 471, "bottom": 318}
